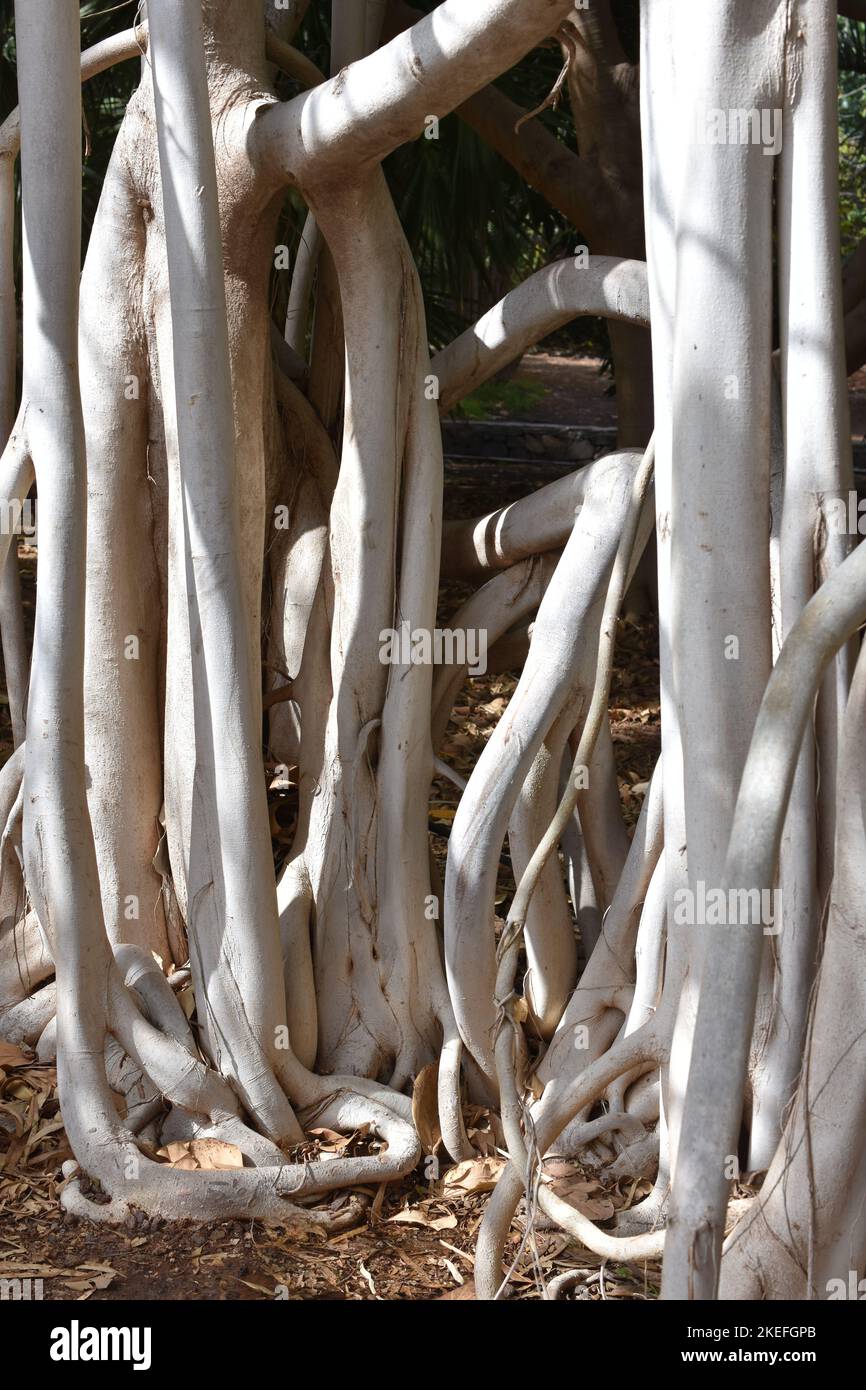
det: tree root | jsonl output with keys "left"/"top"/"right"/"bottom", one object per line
{"left": 475, "top": 1027, "right": 663, "bottom": 1299}
{"left": 59, "top": 1160, "right": 369, "bottom": 1236}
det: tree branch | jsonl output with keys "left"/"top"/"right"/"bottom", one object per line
{"left": 255, "top": 0, "right": 576, "bottom": 183}
{"left": 381, "top": 0, "right": 610, "bottom": 236}
{"left": 456, "top": 83, "right": 608, "bottom": 236}
{"left": 431, "top": 253, "right": 648, "bottom": 412}
{"left": 0, "top": 24, "right": 147, "bottom": 159}
{"left": 266, "top": 33, "right": 326, "bottom": 89}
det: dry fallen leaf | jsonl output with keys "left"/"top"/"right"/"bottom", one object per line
{"left": 439, "top": 1280, "right": 476, "bottom": 1300}
{"left": 307, "top": 1125, "right": 370, "bottom": 1154}
{"left": 62, "top": 1270, "right": 118, "bottom": 1294}
{"left": 544, "top": 1163, "right": 615, "bottom": 1222}
{"left": 389, "top": 1206, "right": 458, "bottom": 1231}
{"left": 0, "top": 1042, "right": 34, "bottom": 1070}
{"left": 156, "top": 1138, "right": 244, "bottom": 1172}
{"left": 440, "top": 1156, "right": 505, "bottom": 1195}
{"left": 411, "top": 1062, "right": 441, "bottom": 1154}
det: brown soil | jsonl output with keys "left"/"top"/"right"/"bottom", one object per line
{"left": 522, "top": 352, "right": 866, "bottom": 440}
{"left": 516, "top": 352, "right": 618, "bottom": 427}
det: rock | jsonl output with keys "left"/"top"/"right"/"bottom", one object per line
{"left": 567, "top": 437, "right": 596, "bottom": 462}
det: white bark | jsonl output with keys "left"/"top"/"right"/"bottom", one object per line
{"left": 2, "top": 0, "right": 862, "bottom": 1300}
{"left": 446, "top": 453, "right": 638, "bottom": 1085}
{"left": 664, "top": 514, "right": 866, "bottom": 1298}
{"left": 748, "top": 0, "right": 853, "bottom": 1170}
{"left": 254, "top": 0, "right": 578, "bottom": 179}
{"left": 432, "top": 257, "right": 649, "bottom": 414}
{"left": 641, "top": 0, "right": 781, "bottom": 1212}
{"left": 148, "top": 0, "right": 298, "bottom": 1142}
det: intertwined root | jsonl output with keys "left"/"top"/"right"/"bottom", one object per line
{"left": 3, "top": 0, "right": 866, "bottom": 1308}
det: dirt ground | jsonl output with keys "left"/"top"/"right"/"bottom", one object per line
{"left": 514, "top": 353, "right": 618, "bottom": 426}
{"left": 512, "top": 351, "right": 866, "bottom": 435}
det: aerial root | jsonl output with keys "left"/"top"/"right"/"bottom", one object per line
{"left": 58, "top": 1081, "right": 420, "bottom": 1226}
{"left": 0, "top": 979, "right": 56, "bottom": 1044}
{"left": 437, "top": 1027, "right": 474, "bottom": 1161}
{"left": 476, "top": 1028, "right": 663, "bottom": 1299}
{"left": 545, "top": 1269, "right": 586, "bottom": 1300}
{"left": 60, "top": 977, "right": 423, "bottom": 1221}
{"left": 58, "top": 1160, "right": 368, "bottom": 1235}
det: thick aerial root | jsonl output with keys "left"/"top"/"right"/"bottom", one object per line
{"left": 446, "top": 454, "right": 640, "bottom": 1086}
{"left": 0, "top": 911, "right": 53, "bottom": 1006}
{"left": 114, "top": 944, "right": 197, "bottom": 1054}
{"left": 475, "top": 1028, "right": 662, "bottom": 1299}
{"left": 507, "top": 711, "right": 578, "bottom": 1038}
{"left": 486, "top": 437, "right": 656, "bottom": 1148}
{"left": 491, "top": 909, "right": 666, "bottom": 1276}
{"left": 613, "top": 1179, "right": 670, "bottom": 1238}
{"left": 0, "top": 742, "right": 23, "bottom": 821}
{"left": 149, "top": 0, "right": 298, "bottom": 1144}
{"left": 58, "top": 1160, "right": 368, "bottom": 1236}
{"left": 0, "top": 25, "right": 148, "bottom": 161}
{"left": 0, "top": 979, "right": 55, "bottom": 1045}
{"left": 440, "top": 452, "right": 642, "bottom": 584}
{"left": 275, "top": 861, "right": 319, "bottom": 1070}
{"left": 719, "top": 627, "right": 866, "bottom": 1298}
{"left": 573, "top": 716, "right": 631, "bottom": 913}
{"left": 622, "top": 852, "right": 667, "bottom": 1036}
{"left": 284, "top": 209, "right": 322, "bottom": 353}
{"left": 746, "top": 0, "right": 852, "bottom": 1177}
{"left": 107, "top": 968, "right": 250, "bottom": 1126}
{"left": 504, "top": 436, "right": 654, "bottom": 945}
{"left": 559, "top": 783, "right": 603, "bottom": 962}
{"left": 663, "top": 511, "right": 866, "bottom": 1299}
{"left": 431, "top": 256, "right": 649, "bottom": 414}
{"left": 431, "top": 556, "right": 555, "bottom": 750}
{"left": 534, "top": 760, "right": 663, "bottom": 1110}
{"left": 61, "top": 1082, "right": 420, "bottom": 1226}
{"left": 536, "top": 1186, "right": 665, "bottom": 1262}
{"left": 0, "top": 744, "right": 24, "bottom": 929}
{"left": 36, "top": 1015, "right": 56, "bottom": 1062}
{"left": 0, "top": 548, "right": 28, "bottom": 747}
{"left": 437, "top": 1029, "right": 474, "bottom": 1161}
{"left": 545, "top": 1269, "right": 584, "bottom": 1300}
{"left": 0, "top": 426, "right": 34, "bottom": 576}
{"left": 106, "top": 947, "right": 417, "bottom": 1148}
